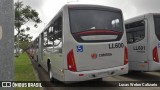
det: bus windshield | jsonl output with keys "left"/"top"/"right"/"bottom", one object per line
{"left": 154, "top": 15, "right": 160, "bottom": 40}
{"left": 69, "top": 9, "right": 124, "bottom": 42}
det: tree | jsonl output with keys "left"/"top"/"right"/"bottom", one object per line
{"left": 14, "top": 1, "right": 41, "bottom": 56}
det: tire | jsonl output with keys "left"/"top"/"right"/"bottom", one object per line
{"left": 48, "top": 62, "right": 54, "bottom": 81}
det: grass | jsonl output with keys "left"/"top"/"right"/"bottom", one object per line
{"left": 14, "top": 52, "right": 40, "bottom": 90}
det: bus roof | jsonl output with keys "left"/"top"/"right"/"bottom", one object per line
{"left": 65, "top": 4, "right": 122, "bottom": 12}
{"left": 125, "top": 13, "right": 160, "bottom": 24}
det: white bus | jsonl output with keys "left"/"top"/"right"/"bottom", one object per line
{"left": 33, "top": 37, "right": 39, "bottom": 62}
{"left": 35, "top": 4, "right": 128, "bottom": 82}
{"left": 125, "top": 13, "right": 160, "bottom": 71}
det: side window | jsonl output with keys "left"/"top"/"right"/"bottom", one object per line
{"left": 43, "top": 15, "right": 62, "bottom": 48}
{"left": 36, "top": 38, "right": 39, "bottom": 48}
{"left": 44, "top": 28, "right": 54, "bottom": 47}
{"left": 126, "top": 20, "right": 145, "bottom": 44}
{"left": 126, "top": 32, "right": 134, "bottom": 44}
{"left": 53, "top": 16, "right": 62, "bottom": 48}
{"left": 134, "top": 30, "right": 145, "bottom": 42}
{"left": 43, "top": 30, "right": 48, "bottom": 47}
{"left": 48, "top": 26, "right": 54, "bottom": 46}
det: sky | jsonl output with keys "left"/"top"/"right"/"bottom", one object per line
{"left": 14, "top": 0, "right": 160, "bottom": 40}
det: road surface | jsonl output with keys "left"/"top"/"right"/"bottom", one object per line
{"left": 30, "top": 58, "right": 160, "bottom": 90}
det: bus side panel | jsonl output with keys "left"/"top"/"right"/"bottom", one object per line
{"left": 147, "top": 14, "right": 160, "bottom": 71}
{"left": 49, "top": 11, "right": 65, "bottom": 81}
{"left": 50, "top": 50, "right": 64, "bottom": 81}
{"left": 127, "top": 19, "right": 149, "bottom": 71}
{"left": 50, "top": 40, "right": 64, "bottom": 81}
{"left": 60, "top": 6, "right": 73, "bottom": 81}
{"left": 147, "top": 14, "right": 155, "bottom": 71}
{"left": 63, "top": 6, "right": 70, "bottom": 71}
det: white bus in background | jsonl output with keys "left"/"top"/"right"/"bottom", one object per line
{"left": 33, "top": 37, "right": 39, "bottom": 62}
{"left": 35, "top": 4, "right": 128, "bottom": 82}
{"left": 125, "top": 13, "right": 160, "bottom": 71}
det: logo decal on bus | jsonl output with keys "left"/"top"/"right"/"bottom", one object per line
{"left": 91, "top": 53, "right": 97, "bottom": 59}
{"left": 77, "top": 45, "right": 83, "bottom": 52}
{"left": 91, "top": 53, "right": 112, "bottom": 59}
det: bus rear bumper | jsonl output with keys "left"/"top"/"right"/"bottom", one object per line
{"left": 64, "top": 64, "right": 128, "bottom": 82}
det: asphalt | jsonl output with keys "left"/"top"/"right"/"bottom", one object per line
{"left": 29, "top": 57, "right": 160, "bottom": 90}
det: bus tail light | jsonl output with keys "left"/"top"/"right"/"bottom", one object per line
{"left": 67, "top": 49, "right": 77, "bottom": 72}
{"left": 124, "top": 46, "right": 128, "bottom": 65}
{"left": 153, "top": 46, "right": 159, "bottom": 63}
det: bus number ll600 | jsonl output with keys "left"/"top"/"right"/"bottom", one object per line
{"left": 109, "top": 43, "right": 124, "bottom": 49}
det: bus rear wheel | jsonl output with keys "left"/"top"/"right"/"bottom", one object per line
{"left": 48, "top": 62, "right": 54, "bottom": 81}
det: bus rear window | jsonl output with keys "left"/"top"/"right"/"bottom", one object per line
{"left": 126, "top": 20, "right": 145, "bottom": 44}
{"left": 69, "top": 9, "right": 124, "bottom": 43}
{"left": 154, "top": 15, "right": 160, "bottom": 41}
